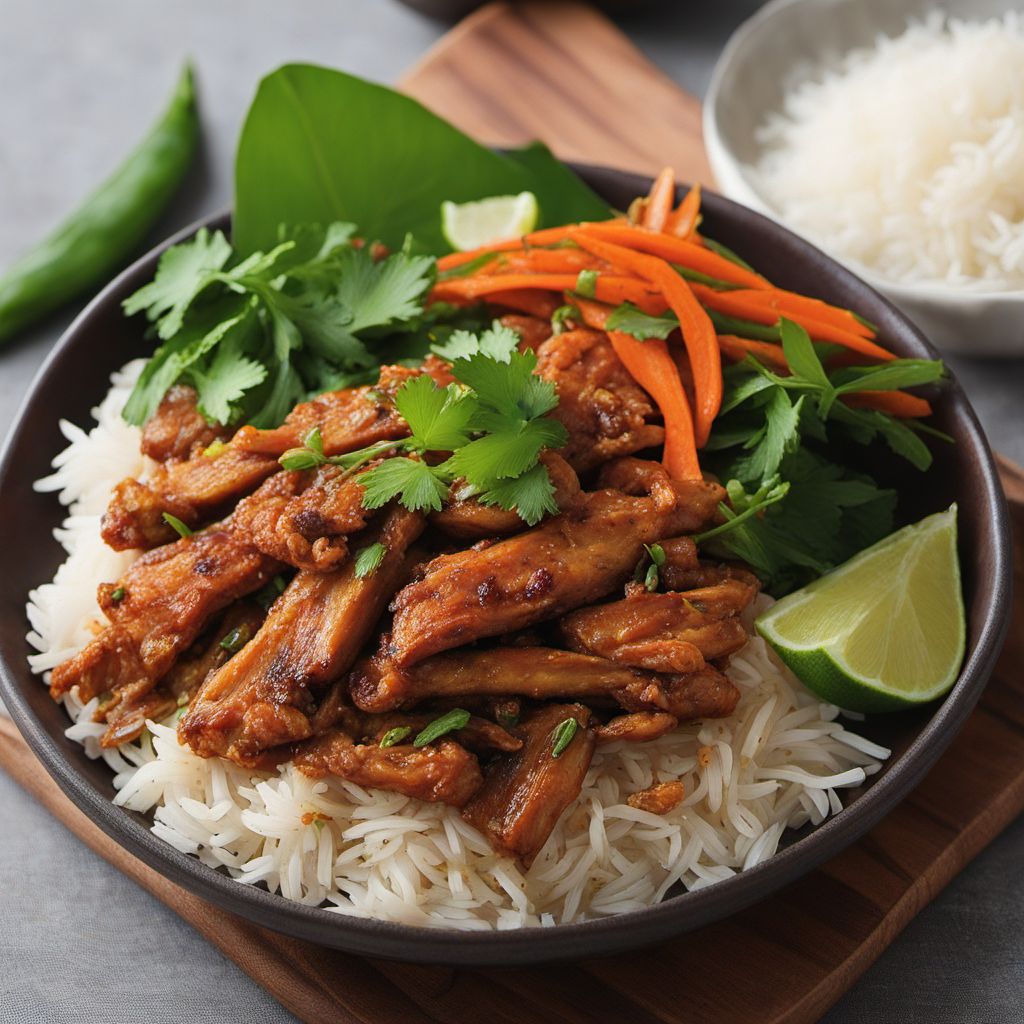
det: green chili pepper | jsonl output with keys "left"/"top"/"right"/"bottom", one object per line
{"left": 0, "top": 61, "right": 199, "bottom": 345}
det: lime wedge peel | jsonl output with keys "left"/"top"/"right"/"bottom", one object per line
{"left": 755, "top": 506, "right": 965, "bottom": 713}
{"left": 441, "top": 191, "right": 539, "bottom": 251}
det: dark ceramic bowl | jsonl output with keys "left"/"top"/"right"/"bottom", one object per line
{"left": 0, "top": 166, "right": 1012, "bottom": 965}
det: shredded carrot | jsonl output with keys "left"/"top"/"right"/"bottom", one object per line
{"left": 640, "top": 167, "right": 676, "bottom": 233}
{"left": 739, "top": 289, "right": 875, "bottom": 341}
{"left": 689, "top": 284, "right": 896, "bottom": 362}
{"left": 432, "top": 273, "right": 667, "bottom": 312}
{"left": 665, "top": 183, "right": 702, "bottom": 239}
{"left": 435, "top": 226, "right": 581, "bottom": 272}
{"left": 575, "top": 222, "right": 769, "bottom": 291}
{"left": 717, "top": 334, "right": 790, "bottom": 373}
{"left": 570, "top": 232, "right": 721, "bottom": 447}
{"left": 483, "top": 288, "right": 561, "bottom": 319}
{"left": 840, "top": 390, "right": 932, "bottom": 418}
{"left": 482, "top": 249, "right": 610, "bottom": 275}
{"left": 575, "top": 298, "right": 700, "bottom": 479}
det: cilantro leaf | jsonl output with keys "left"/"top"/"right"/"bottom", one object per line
{"left": 123, "top": 228, "right": 233, "bottom": 339}
{"left": 359, "top": 457, "right": 450, "bottom": 512}
{"left": 395, "top": 375, "right": 477, "bottom": 451}
{"left": 605, "top": 302, "right": 677, "bottom": 341}
{"left": 191, "top": 348, "right": 268, "bottom": 424}
{"left": 733, "top": 388, "right": 804, "bottom": 485}
{"left": 353, "top": 542, "right": 388, "bottom": 579}
{"left": 454, "top": 349, "right": 558, "bottom": 421}
{"left": 476, "top": 461, "right": 559, "bottom": 526}
{"left": 432, "top": 320, "right": 520, "bottom": 363}
{"left": 332, "top": 246, "right": 434, "bottom": 333}
{"left": 445, "top": 417, "right": 567, "bottom": 483}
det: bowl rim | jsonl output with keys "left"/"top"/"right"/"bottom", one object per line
{"left": 703, "top": 0, "right": 1024, "bottom": 305}
{"left": 0, "top": 164, "right": 1013, "bottom": 965}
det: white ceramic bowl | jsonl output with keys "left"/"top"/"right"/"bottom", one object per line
{"left": 704, "top": 0, "right": 1024, "bottom": 358}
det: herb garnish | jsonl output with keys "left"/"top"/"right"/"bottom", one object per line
{"left": 121, "top": 223, "right": 434, "bottom": 428}
{"left": 219, "top": 624, "right": 252, "bottom": 654}
{"left": 412, "top": 709, "right": 471, "bottom": 747}
{"left": 379, "top": 726, "right": 412, "bottom": 749}
{"left": 634, "top": 543, "right": 667, "bottom": 592}
{"left": 575, "top": 269, "right": 598, "bottom": 297}
{"left": 110, "top": 586, "right": 126, "bottom": 603}
{"left": 279, "top": 323, "right": 568, "bottom": 524}
{"left": 551, "top": 718, "right": 578, "bottom": 757}
{"left": 550, "top": 304, "right": 579, "bottom": 335}
{"left": 353, "top": 542, "right": 388, "bottom": 579}
{"left": 162, "top": 512, "right": 193, "bottom": 538}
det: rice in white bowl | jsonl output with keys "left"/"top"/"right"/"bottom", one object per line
{"left": 25, "top": 362, "right": 889, "bottom": 929}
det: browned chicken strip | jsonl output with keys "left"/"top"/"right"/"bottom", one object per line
{"left": 385, "top": 460, "right": 725, "bottom": 667}
{"left": 295, "top": 733, "right": 482, "bottom": 806}
{"left": 536, "top": 329, "right": 665, "bottom": 472}
{"left": 462, "top": 703, "right": 595, "bottom": 865}
{"left": 102, "top": 449, "right": 279, "bottom": 550}
{"left": 103, "top": 365, "right": 418, "bottom": 552}
{"left": 96, "top": 601, "right": 265, "bottom": 748}
{"left": 50, "top": 529, "right": 279, "bottom": 704}
{"left": 140, "top": 384, "right": 230, "bottom": 464}
{"left": 559, "top": 571, "right": 760, "bottom": 675}
{"left": 499, "top": 313, "right": 553, "bottom": 351}
{"left": 594, "top": 712, "right": 679, "bottom": 745}
{"left": 430, "top": 452, "right": 581, "bottom": 540}
{"left": 230, "top": 364, "right": 415, "bottom": 458}
{"left": 179, "top": 507, "right": 424, "bottom": 766}
{"left": 231, "top": 466, "right": 371, "bottom": 572}
{"left": 351, "top": 645, "right": 739, "bottom": 721}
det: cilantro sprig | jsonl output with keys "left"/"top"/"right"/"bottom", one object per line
{"left": 121, "top": 224, "right": 434, "bottom": 428}
{"left": 278, "top": 323, "right": 569, "bottom": 525}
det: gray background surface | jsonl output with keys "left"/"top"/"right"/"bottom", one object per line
{"left": 0, "top": 2, "right": 1021, "bottom": 1021}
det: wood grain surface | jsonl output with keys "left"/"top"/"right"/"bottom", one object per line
{"left": 2, "top": 4, "right": 1023, "bottom": 1023}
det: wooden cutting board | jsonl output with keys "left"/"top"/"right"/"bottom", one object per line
{"left": 2, "top": 4, "right": 1023, "bottom": 1023}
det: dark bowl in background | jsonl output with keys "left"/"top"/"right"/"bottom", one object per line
{"left": 0, "top": 165, "right": 1012, "bottom": 965}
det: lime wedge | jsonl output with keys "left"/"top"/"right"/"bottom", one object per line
{"left": 441, "top": 191, "right": 539, "bottom": 251}
{"left": 755, "top": 506, "right": 965, "bottom": 712}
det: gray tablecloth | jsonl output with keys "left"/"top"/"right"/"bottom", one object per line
{"left": 1, "top": 3, "right": 1022, "bottom": 1021}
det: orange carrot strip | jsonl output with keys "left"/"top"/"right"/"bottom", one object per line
{"left": 689, "top": 284, "right": 895, "bottom": 362}
{"left": 432, "top": 273, "right": 666, "bottom": 311}
{"left": 484, "top": 289, "right": 561, "bottom": 319}
{"left": 840, "top": 390, "right": 932, "bottom": 418}
{"left": 576, "top": 222, "right": 769, "bottom": 290}
{"left": 435, "top": 226, "right": 582, "bottom": 272}
{"left": 739, "top": 289, "right": 874, "bottom": 341}
{"left": 610, "top": 331, "right": 701, "bottom": 480}
{"left": 576, "top": 298, "right": 700, "bottom": 479}
{"left": 483, "top": 250, "right": 610, "bottom": 275}
{"left": 640, "top": 167, "right": 676, "bottom": 232}
{"left": 717, "top": 334, "right": 790, "bottom": 373}
{"left": 665, "top": 183, "right": 702, "bottom": 239}
{"left": 570, "top": 232, "right": 721, "bottom": 447}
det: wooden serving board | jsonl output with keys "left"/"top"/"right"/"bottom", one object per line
{"left": 2, "top": 4, "right": 1023, "bottom": 1023}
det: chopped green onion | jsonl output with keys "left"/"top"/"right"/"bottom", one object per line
{"left": 575, "top": 269, "right": 598, "bottom": 298}
{"left": 110, "top": 586, "right": 126, "bottom": 603}
{"left": 551, "top": 718, "right": 578, "bottom": 757}
{"left": 551, "top": 303, "right": 579, "bottom": 335}
{"left": 162, "top": 512, "right": 193, "bottom": 538}
{"left": 353, "top": 542, "right": 388, "bottom": 579}
{"left": 219, "top": 623, "right": 252, "bottom": 654}
{"left": 644, "top": 563, "right": 659, "bottom": 592}
{"left": 413, "top": 708, "right": 471, "bottom": 748}
{"left": 379, "top": 725, "right": 412, "bottom": 749}
{"left": 279, "top": 446, "right": 324, "bottom": 471}
{"left": 645, "top": 543, "right": 666, "bottom": 567}
{"left": 303, "top": 426, "right": 324, "bottom": 457}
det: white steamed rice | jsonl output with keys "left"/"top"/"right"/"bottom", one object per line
{"left": 25, "top": 362, "right": 888, "bottom": 929}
